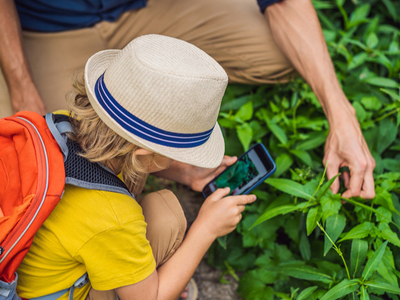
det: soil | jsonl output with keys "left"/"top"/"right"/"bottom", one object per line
{"left": 143, "top": 177, "right": 243, "bottom": 300}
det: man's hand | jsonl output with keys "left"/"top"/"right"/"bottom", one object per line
{"left": 10, "top": 80, "right": 47, "bottom": 115}
{"left": 266, "top": 0, "right": 376, "bottom": 198}
{"left": 0, "top": 0, "right": 47, "bottom": 116}
{"left": 323, "top": 109, "right": 376, "bottom": 199}
{"left": 153, "top": 156, "right": 237, "bottom": 192}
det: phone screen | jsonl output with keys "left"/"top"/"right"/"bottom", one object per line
{"left": 203, "top": 144, "right": 275, "bottom": 197}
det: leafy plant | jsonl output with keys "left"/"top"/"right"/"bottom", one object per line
{"left": 208, "top": 0, "right": 400, "bottom": 299}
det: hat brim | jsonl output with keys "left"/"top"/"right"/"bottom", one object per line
{"left": 85, "top": 49, "right": 225, "bottom": 169}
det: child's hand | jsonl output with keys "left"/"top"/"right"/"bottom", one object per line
{"left": 195, "top": 187, "right": 256, "bottom": 239}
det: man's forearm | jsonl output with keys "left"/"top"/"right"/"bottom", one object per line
{"left": 0, "top": 0, "right": 32, "bottom": 88}
{"left": 265, "top": 0, "right": 354, "bottom": 125}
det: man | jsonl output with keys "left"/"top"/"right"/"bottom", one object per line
{"left": 0, "top": 0, "right": 375, "bottom": 199}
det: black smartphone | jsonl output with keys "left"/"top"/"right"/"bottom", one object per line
{"left": 202, "top": 143, "right": 276, "bottom": 198}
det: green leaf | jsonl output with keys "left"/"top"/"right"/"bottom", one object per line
{"left": 349, "top": 52, "right": 368, "bottom": 70}
{"left": 373, "top": 186, "right": 398, "bottom": 213}
{"left": 366, "top": 33, "right": 379, "bottom": 49}
{"left": 238, "top": 269, "right": 275, "bottom": 300}
{"left": 251, "top": 202, "right": 310, "bottom": 229}
{"left": 377, "top": 118, "right": 398, "bottom": 155}
{"left": 383, "top": 159, "right": 400, "bottom": 172}
{"left": 268, "top": 264, "right": 333, "bottom": 283}
{"left": 291, "top": 149, "right": 313, "bottom": 167}
{"left": 350, "top": 239, "right": 368, "bottom": 278}
{"left": 263, "top": 114, "right": 288, "bottom": 145}
{"left": 320, "top": 279, "right": 360, "bottom": 300}
{"left": 268, "top": 122, "right": 288, "bottom": 145}
{"left": 382, "top": 0, "right": 398, "bottom": 22}
{"left": 266, "top": 178, "right": 313, "bottom": 200}
{"left": 362, "top": 77, "right": 399, "bottom": 88}
{"left": 362, "top": 240, "right": 388, "bottom": 280}
{"left": 321, "top": 194, "right": 342, "bottom": 222}
{"left": 378, "top": 223, "right": 400, "bottom": 247}
{"left": 361, "top": 96, "right": 382, "bottom": 111}
{"left": 360, "top": 286, "right": 370, "bottom": 300}
{"left": 296, "top": 130, "right": 328, "bottom": 151}
{"left": 274, "top": 153, "right": 294, "bottom": 177}
{"left": 375, "top": 207, "right": 391, "bottom": 224}
{"left": 324, "top": 214, "right": 346, "bottom": 256}
{"left": 307, "top": 206, "right": 323, "bottom": 235}
{"left": 349, "top": 4, "right": 370, "bottom": 27}
{"left": 317, "top": 174, "right": 340, "bottom": 201}
{"left": 339, "top": 222, "right": 374, "bottom": 242}
{"left": 235, "top": 101, "right": 253, "bottom": 121}
{"left": 300, "top": 232, "right": 311, "bottom": 261}
{"left": 297, "top": 286, "right": 318, "bottom": 300}
{"left": 376, "top": 249, "right": 398, "bottom": 286}
{"left": 381, "top": 89, "right": 400, "bottom": 102}
{"left": 217, "top": 235, "right": 227, "bottom": 249}
{"left": 221, "top": 95, "right": 251, "bottom": 111}
{"left": 236, "top": 123, "right": 253, "bottom": 151}
{"left": 365, "top": 280, "right": 400, "bottom": 295}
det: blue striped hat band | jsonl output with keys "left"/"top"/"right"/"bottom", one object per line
{"left": 94, "top": 73, "right": 215, "bottom": 148}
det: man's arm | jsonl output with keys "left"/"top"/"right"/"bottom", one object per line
{"left": 0, "top": 0, "right": 46, "bottom": 114}
{"left": 265, "top": 0, "right": 375, "bottom": 199}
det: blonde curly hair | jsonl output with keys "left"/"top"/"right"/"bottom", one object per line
{"left": 66, "top": 76, "right": 158, "bottom": 196}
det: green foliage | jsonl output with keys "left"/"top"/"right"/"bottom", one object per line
{"left": 209, "top": 0, "right": 400, "bottom": 299}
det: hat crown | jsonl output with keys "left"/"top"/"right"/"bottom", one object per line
{"left": 103, "top": 34, "right": 228, "bottom": 134}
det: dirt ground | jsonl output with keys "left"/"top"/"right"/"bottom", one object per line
{"left": 143, "top": 177, "right": 242, "bottom": 300}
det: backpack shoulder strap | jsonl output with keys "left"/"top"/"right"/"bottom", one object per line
{"left": 46, "top": 113, "right": 134, "bottom": 198}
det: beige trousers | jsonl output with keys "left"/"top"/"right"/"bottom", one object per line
{"left": 0, "top": 0, "right": 294, "bottom": 118}
{"left": 86, "top": 189, "right": 186, "bottom": 299}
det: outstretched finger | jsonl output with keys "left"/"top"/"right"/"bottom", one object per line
{"left": 232, "top": 194, "right": 257, "bottom": 206}
{"left": 208, "top": 187, "right": 231, "bottom": 201}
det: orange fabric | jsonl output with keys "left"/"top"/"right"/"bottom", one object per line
{"left": 0, "top": 111, "right": 65, "bottom": 283}
{"left": 0, "top": 194, "right": 34, "bottom": 242}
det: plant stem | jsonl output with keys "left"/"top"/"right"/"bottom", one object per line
{"left": 302, "top": 163, "right": 328, "bottom": 211}
{"left": 372, "top": 108, "right": 400, "bottom": 123}
{"left": 317, "top": 221, "right": 351, "bottom": 280}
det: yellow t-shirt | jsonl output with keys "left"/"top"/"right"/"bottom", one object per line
{"left": 16, "top": 185, "right": 156, "bottom": 300}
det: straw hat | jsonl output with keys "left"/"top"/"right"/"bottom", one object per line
{"left": 85, "top": 34, "right": 228, "bottom": 168}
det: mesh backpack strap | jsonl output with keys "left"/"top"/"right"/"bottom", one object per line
{"left": 45, "top": 114, "right": 70, "bottom": 162}
{"left": 50, "top": 114, "right": 133, "bottom": 198}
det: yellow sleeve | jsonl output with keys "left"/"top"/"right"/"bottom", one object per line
{"left": 74, "top": 220, "right": 156, "bottom": 290}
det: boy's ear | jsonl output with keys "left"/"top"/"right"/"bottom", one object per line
{"left": 134, "top": 148, "right": 154, "bottom": 156}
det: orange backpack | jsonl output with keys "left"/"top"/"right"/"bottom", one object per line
{"left": 0, "top": 112, "right": 65, "bottom": 286}
{"left": 0, "top": 112, "right": 131, "bottom": 300}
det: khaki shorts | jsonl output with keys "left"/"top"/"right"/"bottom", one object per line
{"left": 0, "top": 0, "right": 294, "bottom": 118}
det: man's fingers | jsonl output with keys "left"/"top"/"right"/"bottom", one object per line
{"left": 325, "top": 159, "right": 341, "bottom": 194}
{"left": 342, "top": 167, "right": 366, "bottom": 199}
{"left": 360, "top": 161, "right": 376, "bottom": 199}
{"left": 360, "top": 172, "right": 375, "bottom": 199}
{"left": 208, "top": 187, "right": 230, "bottom": 201}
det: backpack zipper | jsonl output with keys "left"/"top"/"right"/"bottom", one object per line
{"left": 0, "top": 117, "right": 49, "bottom": 263}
